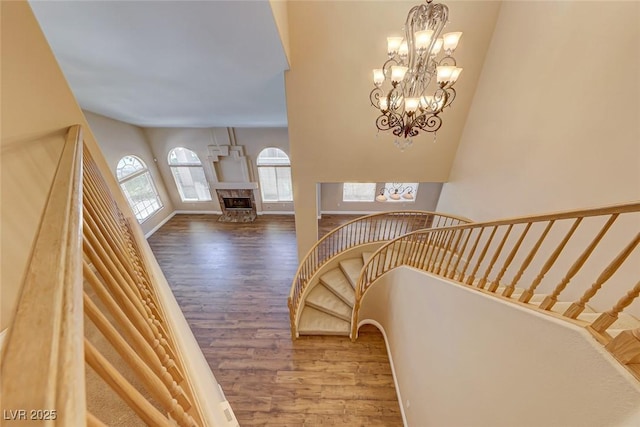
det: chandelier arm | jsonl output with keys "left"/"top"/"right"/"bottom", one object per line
{"left": 370, "top": 87, "right": 383, "bottom": 108}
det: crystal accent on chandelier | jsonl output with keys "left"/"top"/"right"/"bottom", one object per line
{"left": 370, "top": 0, "right": 463, "bottom": 147}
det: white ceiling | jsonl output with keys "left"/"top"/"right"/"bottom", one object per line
{"left": 29, "top": 0, "right": 289, "bottom": 128}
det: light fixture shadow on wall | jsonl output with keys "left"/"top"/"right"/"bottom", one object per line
{"left": 376, "top": 183, "right": 416, "bottom": 202}
{"left": 370, "top": 0, "right": 463, "bottom": 150}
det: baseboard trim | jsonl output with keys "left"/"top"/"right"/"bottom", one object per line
{"left": 145, "top": 212, "right": 176, "bottom": 239}
{"left": 321, "top": 210, "right": 381, "bottom": 215}
{"left": 257, "top": 211, "right": 295, "bottom": 215}
{"left": 358, "top": 319, "right": 408, "bottom": 427}
{"left": 174, "top": 210, "right": 223, "bottom": 215}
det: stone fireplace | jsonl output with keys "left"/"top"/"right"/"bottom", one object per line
{"left": 216, "top": 188, "right": 257, "bottom": 222}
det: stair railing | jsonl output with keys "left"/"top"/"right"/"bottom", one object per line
{"left": 352, "top": 202, "right": 640, "bottom": 378}
{"left": 2, "top": 125, "right": 235, "bottom": 426}
{"left": 2, "top": 126, "right": 85, "bottom": 425}
{"left": 288, "top": 211, "right": 471, "bottom": 338}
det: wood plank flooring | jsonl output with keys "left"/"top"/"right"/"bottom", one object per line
{"left": 147, "top": 214, "right": 402, "bottom": 426}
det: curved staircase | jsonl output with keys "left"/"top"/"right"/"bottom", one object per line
{"left": 299, "top": 253, "right": 369, "bottom": 336}
{"left": 288, "top": 211, "right": 471, "bottom": 339}
{"left": 290, "top": 203, "right": 640, "bottom": 380}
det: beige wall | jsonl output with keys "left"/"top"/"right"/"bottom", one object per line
{"left": 436, "top": 1, "right": 640, "bottom": 313}
{"left": 320, "top": 182, "right": 442, "bottom": 213}
{"left": 143, "top": 127, "right": 294, "bottom": 213}
{"left": 0, "top": 1, "right": 117, "bottom": 329}
{"left": 84, "top": 111, "right": 175, "bottom": 235}
{"left": 285, "top": 1, "right": 501, "bottom": 259}
{"left": 360, "top": 267, "right": 640, "bottom": 426}
{"left": 269, "top": 0, "right": 290, "bottom": 66}
{"left": 437, "top": 1, "right": 639, "bottom": 218}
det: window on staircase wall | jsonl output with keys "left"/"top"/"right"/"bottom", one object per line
{"left": 168, "top": 147, "right": 212, "bottom": 202}
{"left": 343, "top": 183, "right": 376, "bottom": 202}
{"left": 257, "top": 148, "right": 293, "bottom": 202}
{"left": 116, "top": 155, "right": 163, "bottom": 222}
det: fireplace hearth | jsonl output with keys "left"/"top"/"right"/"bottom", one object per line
{"left": 216, "top": 189, "right": 257, "bottom": 222}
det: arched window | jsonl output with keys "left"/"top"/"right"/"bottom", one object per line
{"left": 168, "top": 147, "right": 211, "bottom": 202}
{"left": 257, "top": 148, "right": 293, "bottom": 202}
{"left": 116, "top": 155, "right": 163, "bottom": 222}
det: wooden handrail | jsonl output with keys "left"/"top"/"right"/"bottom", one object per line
{"left": 352, "top": 202, "right": 640, "bottom": 377}
{"left": 288, "top": 210, "right": 472, "bottom": 338}
{"left": 3, "top": 125, "right": 232, "bottom": 425}
{"left": 1, "top": 125, "right": 85, "bottom": 425}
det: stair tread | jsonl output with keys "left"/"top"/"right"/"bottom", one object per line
{"left": 577, "top": 312, "right": 640, "bottom": 330}
{"left": 340, "top": 258, "right": 364, "bottom": 288}
{"left": 362, "top": 252, "right": 374, "bottom": 263}
{"left": 526, "top": 300, "right": 596, "bottom": 314}
{"left": 306, "top": 284, "right": 352, "bottom": 321}
{"left": 320, "top": 268, "right": 355, "bottom": 306}
{"left": 299, "top": 306, "right": 350, "bottom": 336}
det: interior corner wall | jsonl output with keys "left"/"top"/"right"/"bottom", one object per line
{"left": 359, "top": 267, "right": 640, "bottom": 427}
{"left": 84, "top": 111, "right": 175, "bottom": 235}
{"left": 320, "top": 182, "right": 442, "bottom": 213}
{"left": 437, "top": 1, "right": 640, "bottom": 219}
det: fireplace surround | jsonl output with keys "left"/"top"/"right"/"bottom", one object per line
{"left": 216, "top": 189, "right": 257, "bottom": 222}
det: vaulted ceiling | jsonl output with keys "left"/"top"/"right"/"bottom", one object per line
{"left": 30, "top": 0, "right": 500, "bottom": 138}
{"left": 30, "top": 1, "right": 289, "bottom": 127}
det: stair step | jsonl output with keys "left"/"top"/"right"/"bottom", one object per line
{"left": 306, "top": 284, "right": 352, "bottom": 321}
{"left": 320, "top": 269, "right": 355, "bottom": 307}
{"left": 362, "top": 252, "right": 374, "bottom": 264}
{"left": 298, "top": 306, "right": 350, "bottom": 336}
{"left": 528, "top": 293, "right": 548, "bottom": 303}
{"left": 493, "top": 285, "right": 527, "bottom": 299}
{"left": 608, "top": 329, "right": 629, "bottom": 339}
{"left": 527, "top": 301, "right": 596, "bottom": 315}
{"left": 577, "top": 312, "right": 640, "bottom": 330}
{"left": 340, "top": 258, "right": 364, "bottom": 289}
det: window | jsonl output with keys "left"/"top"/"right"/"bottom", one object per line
{"left": 116, "top": 156, "right": 163, "bottom": 222}
{"left": 257, "top": 148, "right": 293, "bottom": 202}
{"left": 168, "top": 147, "right": 211, "bottom": 202}
{"left": 343, "top": 183, "right": 376, "bottom": 202}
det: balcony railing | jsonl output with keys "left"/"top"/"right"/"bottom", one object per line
{"left": 288, "top": 211, "right": 470, "bottom": 338}
{"left": 352, "top": 202, "right": 640, "bottom": 379}
{"left": 1, "top": 125, "right": 235, "bottom": 426}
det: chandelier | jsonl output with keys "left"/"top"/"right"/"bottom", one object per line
{"left": 375, "top": 183, "right": 416, "bottom": 202}
{"left": 370, "top": 0, "right": 463, "bottom": 149}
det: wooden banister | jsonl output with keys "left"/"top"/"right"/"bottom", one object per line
{"left": 288, "top": 211, "right": 471, "bottom": 338}
{"left": 3, "top": 125, "right": 232, "bottom": 425}
{"left": 352, "top": 201, "right": 640, "bottom": 369}
{"left": 1, "top": 126, "right": 85, "bottom": 426}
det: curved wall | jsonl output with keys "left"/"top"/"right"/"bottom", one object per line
{"left": 359, "top": 267, "right": 640, "bottom": 427}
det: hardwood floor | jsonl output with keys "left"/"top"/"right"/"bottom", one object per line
{"left": 148, "top": 214, "right": 402, "bottom": 426}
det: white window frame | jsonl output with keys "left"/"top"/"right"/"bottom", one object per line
{"left": 342, "top": 182, "right": 377, "bottom": 202}
{"left": 168, "top": 147, "right": 212, "bottom": 202}
{"left": 257, "top": 148, "right": 293, "bottom": 202}
{"left": 116, "top": 155, "right": 163, "bottom": 223}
